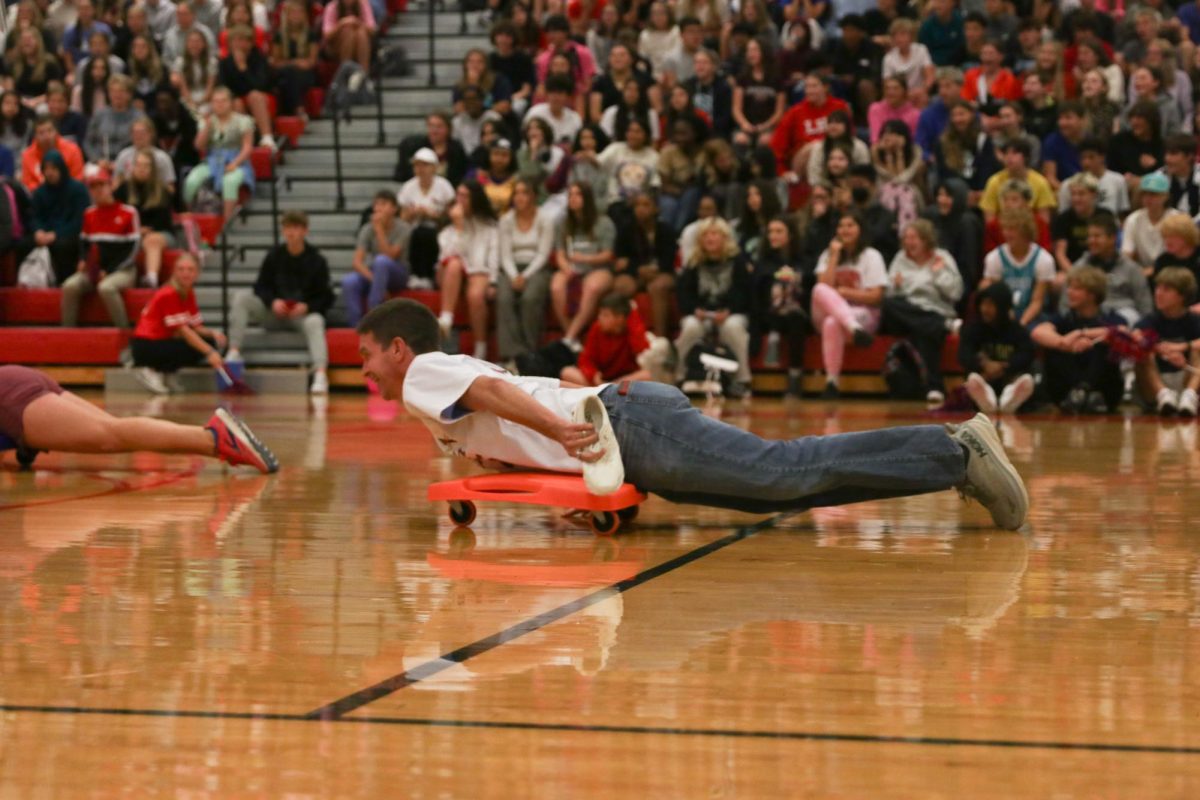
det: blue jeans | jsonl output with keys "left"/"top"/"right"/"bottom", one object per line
{"left": 658, "top": 186, "right": 701, "bottom": 234}
{"left": 342, "top": 255, "right": 410, "bottom": 326}
{"left": 599, "top": 382, "right": 967, "bottom": 513}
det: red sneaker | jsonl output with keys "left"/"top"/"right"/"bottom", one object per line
{"left": 205, "top": 408, "right": 279, "bottom": 474}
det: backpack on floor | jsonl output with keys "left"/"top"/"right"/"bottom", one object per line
{"left": 681, "top": 340, "right": 737, "bottom": 394}
{"left": 882, "top": 339, "right": 928, "bottom": 400}
{"left": 514, "top": 340, "right": 577, "bottom": 378}
{"left": 378, "top": 44, "right": 412, "bottom": 77}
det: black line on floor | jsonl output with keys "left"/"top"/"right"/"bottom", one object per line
{"left": 1, "top": 703, "right": 1197, "bottom": 755}
{"left": 305, "top": 514, "right": 790, "bottom": 720}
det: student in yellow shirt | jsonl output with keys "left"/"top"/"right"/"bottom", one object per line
{"left": 979, "top": 139, "right": 1056, "bottom": 224}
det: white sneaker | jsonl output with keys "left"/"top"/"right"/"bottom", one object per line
{"left": 949, "top": 412, "right": 1029, "bottom": 530}
{"left": 1179, "top": 388, "right": 1198, "bottom": 418}
{"left": 408, "top": 276, "right": 434, "bottom": 290}
{"left": 1157, "top": 387, "right": 1180, "bottom": 417}
{"left": 926, "top": 389, "right": 945, "bottom": 408}
{"left": 225, "top": 349, "right": 244, "bottom": 364}
{"left": 133, "top": 367, "right": 169, "bottom": 395}
{"left": 437, "top": 311, "right": 454, "bottom": 340}
{"left": 260, "top": 134, "right": 278, "bottom": 152}
{"left": 999, "top": 374, "right": 1035, "bottom": 415}
{"left": 573, "top": 394, "right": 624, "bottom": 496}
{"left": 310, "top": 371, "right": 328, "bottom": 395}
{"left": 165, "top": 373, "right": 185, "bottom": 394}
{"left": 964, "top": 373, "right": 998, "bottom": 414}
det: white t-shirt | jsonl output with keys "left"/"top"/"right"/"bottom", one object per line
{"left": 815, "top": 247, "right": 889, "bottom": 291}
{"left": 882, "top": 44, "right": 933, "bottom": 92}
{"left": 523, "top": 103, "right": 583, "bottom": 146}
{"left": 1056, "top": 169, "right": 1129, "bottom": 215}
{"left": 403, "top": 352, "right": 605, "bottom": 473}
{"left": 397, "top": 176, "right": 456, "bottom": 214}
{"left": 1120, "top": 210, "right": 1185, "bottom": 267}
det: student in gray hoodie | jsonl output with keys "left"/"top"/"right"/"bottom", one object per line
{"left": 1063, "top": 211, "right": 1153, "bottom": 326}
{"left": 881, "top": 218, "right": 964, "bottom": 404}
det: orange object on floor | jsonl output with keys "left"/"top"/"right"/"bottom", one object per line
{"left": 428, "top": 472, "right": 646, "bottom": 534}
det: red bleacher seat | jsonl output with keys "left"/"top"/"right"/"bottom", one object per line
{"left": 0, "top": 288, "right": 155, "bottom": 325}
{"left": 0, "top": 327, "right": 128, "bottom": 364}
{"left": 250, "top": 146, "right": 276, "bottom": 181}
{"left": 304, "top": 88, "right": 326, "bottom": 120}
{"left": 275, "top": 116, "right": 306, "bottom": 149}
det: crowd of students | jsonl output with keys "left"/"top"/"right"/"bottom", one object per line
{"left": 5, "top": 0, "right": 1200, "bottom": 415}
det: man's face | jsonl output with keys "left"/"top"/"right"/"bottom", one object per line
{"left": 596, "top": 308, "right": 625, "bottom": 334}
{"left": 1070, "top": 186, "right": 1095, "bottom": 216}
{"left": 1156, "top": 283, "right": 1186, "bottom": 314}
{"left": 177, "top": 5, "right": 193, "bottom": 27}
{"left": 463, "top": 93, "right": 483, "bottom": 118}
{"left": 694, "top": 52, "right": 713, "bottom": 81}
{"left": 1166, "top": 149, "right": 1190, "bottom": 174}
{"left": 979, "top": 297, "right": 998, "bottom": 324}
{"left": 681, "top": 25, "right": 702, "bottom": 49}
{"left": 998, "top": 106, "right": 1019, "bottom": 131}
{"left": 282, "top": 222, "right": 306, "bottom": 250}
{"left": 359, "top": 332, "right": 407, "bottom": 400}
{"left": 131, "top": 123, "right": 150, "bottom": 148}
{"left": 939, "top": 78, "right": 960, "bottom": 104}
{"left": 842, "top": 26, "right": 863, "bottom": 47}
{"left": 547, "top": 89, "right": 566, "bottom": 110}
{"left": 88, "top": 181, "right": 111, "bottom": 204}
{"left": 805, "top": 76, "right": 826, "bottom": 105}
{"left": 47, "top": 93, "right": 67, "bottom": 117}
{"left": 1066, "top": 281, "right": 1092, "bottom": 311}
{"left": 1059, "top": 112, "right": 1083, "bottom": 139}
{"left": 1081, "top": 150, "right": 1103, "bottom": 174}
{"left": 1086, "top": 225, "right": 1114, "bottom": 257}
{"left": 1003, "top": 148, "right": 1026, "bottom": 172}
{"left": 34, "top": 123, "right": 56, "bottom": 150}
{"left": 413, "top": 161, "right": 435, "bottom": 180}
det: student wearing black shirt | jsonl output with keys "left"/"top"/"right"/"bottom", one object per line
{"left": 1134, "top": 267, "right": 1200, "bottom": 416}
{"left": 1031, "top": 265, "right": 1125, "bottom": 414}
{"left": 826, "top": 14, "right": 883, "bottom": 122}
{"left": 613, "top": 192, "right": 677, "bottom": 337}
{"left": 1051, "top": 172, "right": 1098, "bottom": 275}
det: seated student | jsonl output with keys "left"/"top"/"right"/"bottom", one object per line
{"left": 398, "top": 148, "right": 456, "bottom": 289}
{"left": 1134, "top": 267, "right": 1200, "bottom": 417}
{"left": 0, "top": 365, "right": 276, "bottom": 474}
{"left": 1056, "top": 136, "right": 1129, "bottom": 215}
{"left": 560, "top": 292, "right": 654, "bottom": 386}
{"left": 217, "top": 25, "right": 276, "bottom": 151}
{"left": 1068, "top": 211, "right": 1153, "bottom": 326}
{"left": 129, "top": 252, "right": 229, "bottom": 394}
{"left": 674, "top": 216, "right": 753, "bottom": 398}
{"left": 113, "top": 117, "right": 178, "bottom": 192}
{"left": 753, "top": 215, "right": 812, "bottom": 398}
{"left": 979, "top": 139, "right": 1057, "bottom": 224}
{"left": 1051, "top": 172, "right": 1099, "bottom": 277}
{"left": 1040, "top": 101, "right": 1087, "bottom": 190}
{"left": 60, "top": 167, "right": 141, "bottom": 329}
{"left": 496, "top": 178, "right": 556, "bottom": 364}
{"left": 29, "top": 151, "right": 89, "bottom": 285}
{"left": 980, "top": 207, "right": 1056, "bottom": 328}
{"left": 46, "top": 83, "right": 88, "bottom": 147}
{"left": 84, "top": 75, "right": 145, "bottom": 168}
{"left": 883, "top": 219, "right": 964, "bottom": 406}
{"left": 20, "top": 114, "right": 84, "bottom": 193}
{"left": 1150, "top": 213, "right": 1200, "bottom": 290}
{"left": 523, "top": 75, "right": 583, "bottom": 147}
{"left": 960, "top": 282, "right": 1036, "bottom": 415}
{"left": 1121, "top": 171, "right": 1181, "bottom": 277}
{"left": 612, "top": 192, "right": 677, "bottom": 338}
{"left": 394, "top": 112, "right": 471, "bottom": 187}
{"left": 227, "top": 210, "right": 334, "bottom": 395}
{"left": 809, "top": 209, "right": 888, "bottom": 399}
{"left": 553, "top": 182, "right": 617, "bottom": 351}
{"left": 342, "top": 191, "right": 411, "bottom": 328}
{"left": 182, "top": 86, "right": 254, "bottom": 222}
{"left": 435, "top": 181, "right": 499, "bottom": 361}
{"left": 1030, "top": 265, "right": 1125, "bottom": 414}
{"left": 321, "top": 0, "right": 376, "bottom": 74}
{"left": 1163, "top": 133, "right": 1200, "bottom": 218}
{"left": 269, "top": 0, "right": 320, "bottom": 118}
{"left": 114, "top": 147, "right": 180, "bottom": 288}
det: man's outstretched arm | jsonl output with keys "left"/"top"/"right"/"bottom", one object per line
{"left": 458, "top": 376, "right": 603, "bottom": 461}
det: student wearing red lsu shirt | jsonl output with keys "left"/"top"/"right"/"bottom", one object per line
{"left": 560, "top": 292, "right": 653, "bottom": 386}
{"left": 129, "top": 251, "right": 231, "bottom": 394}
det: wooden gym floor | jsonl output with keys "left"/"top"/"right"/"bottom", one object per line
{"left": 1, "top": 392, "right": 1198, "bottom": 797}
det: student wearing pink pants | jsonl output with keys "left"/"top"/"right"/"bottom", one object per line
{"left": 811, "top": 211, "right": 888, "bottom": 398}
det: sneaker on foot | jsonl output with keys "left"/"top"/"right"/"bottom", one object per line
{"left": 1084, "top": 390, "right": 1109, "bottom": 415}
{"left": 1060, "top": 385, "right": 1087, "bottom": 414}
{"left": 950, "top": 412, "right": 1029, "bottom": 530}
{"left": 821, "top": 381, "right": 840, "bottom": 400}
{"left": 726, "top": 380, "right": 751, "bottom": 399}
{"left": 763, "top": 332, "right": 781, "bottom": 368}
{"left": 785, "top": 370, "right": 803, "bottom": 398}
{"left": 851, "top": 327, "right": 874, "bottom": 348}
{"left": 310, "top": 371, "right": 328, "bottom": 395}
{"left": 133, "top": 367, "right": 169, "bottom": 395}
{"left": 998, "top": 374, "right": 1034, "bottom": 415}
{"left": 1157, "top": 388, "right": 1179, "bottom": 417}
{"left": 225, "top": 349, "right": 244, "bottom": 364}
{"left": 1179, "top": 388, "right": 1198, "bottom": 418}
{"left": 563, "top": 337, "right": 582, "bottom": 354}
{"left": 206, "top": 408, "right": 279, "bottom": 474}
{"left": 260, "top": 134, "right": 278, "bottom": 152}
{"left": 573, "top": 395, "right": 623, "bottom": 495}
{"left": 965, "top": 373, "right": 999, "bottom": 414}
{"left": 926, "top": 389, "right": 946, "bottom": 408}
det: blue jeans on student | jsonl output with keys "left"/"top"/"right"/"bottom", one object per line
{"left": 342, "top": 255, "right": 410, "bottom": 326}
{"left": 599, "top": 382, "right": 967, "bottom": 513}
{"left": 658, "top": 186, "right": 701, "bottom": 234}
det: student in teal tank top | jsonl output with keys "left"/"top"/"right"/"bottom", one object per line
{"left": 979, "top": 207, "right": 1056, "bottom": 327}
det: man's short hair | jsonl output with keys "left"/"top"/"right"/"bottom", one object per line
{"left": 964, "top": 11, "right": 987, "bottom": 27}
{"left": 1068, "top": 265, "right": 1108, "bottom": 304}
{"left": 374, "top": 189, "right": 399, "bottom": 206}
{"left": 281, "top": 209, "right": 309, "bottom": 228}
{"left": 489, "top": 19, "right": 516, "bottom": 42}
{"left": 1058, "top": 100, "right": 1084, "bottom": 118}
{"left": 1159, "top": 213, "right": 1200, "bottom": 248}
{"left": 1002, "top": 138, "right": 1032, "bottom": 160}
{"left": 678, "top": 15, "right": 701, "bottom": 30}
{"left": 34, "top": 114, "right": 55, "bottom": 130}
{"left": 1087, "top": 210, "right": 1119, "bottom": 238}
{"left": 1165, "top": 133, "right": 1197, "bottom": 156}
{"left": 357, "top": 298, "right": 440, "bottom": 355}
{"left": 544, "top": 74, "right": 574, "bottom": 95}
{"left": 598, "top": 291, "right": 632, "bottom": 316}
{"left": 1066, "top": 172, "right": 1098, "bottom": 193}
{"left": 935, "top": 66, "right": 963, "bottom": 85}
{"left": 849, "top": 163, "right": 877, "bottom": 182}
{"left": 543, "top": 13, "right": 569, "bottom": 33}
{"left": 1078, "top": 136, "right": 1105, "bottom": 156}
{"left": 1156, "top": 267, "right": 1198, "bottom": 302}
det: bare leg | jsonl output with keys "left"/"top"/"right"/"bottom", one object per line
{"left": 23, "top": 392, "right": 215, "bottom": 456}
{"left": 466, "top": 273, "right": 490, "bottom": 345}
{"left": 560, "top": 365, "right": 587, "bottom": 384}
{"left": 565, "top": 269, "right": 614, "bottom": 341}
{"left": 246, "top": 91, "right": 274, "bottom": 138}
{"left": 550, "top": 269, "right": 572, "bottom": 332}
{"left": 354, "top": 27, "right": 372, "bottom": 71}
{"left": 647, "top": 272, "right": 676, "bottom": 337}
{"left": 439, "top": 257, "right": 465, "bottom": 317}
{"left": 143, "top": 232, "right": 165, "bottom": 282}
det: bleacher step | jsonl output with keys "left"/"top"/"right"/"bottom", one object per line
{"left": 104, "top": 366, "right": 310, "bottom": 394}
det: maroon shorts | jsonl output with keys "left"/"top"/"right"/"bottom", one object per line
{"left": 0, "top": 365, "right": 64, "bottom": 447}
